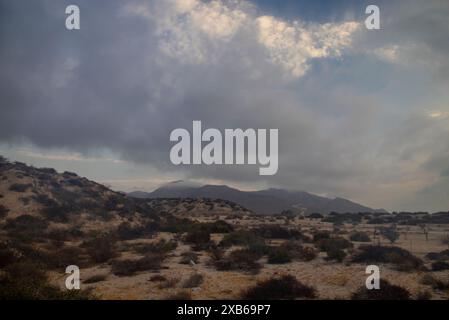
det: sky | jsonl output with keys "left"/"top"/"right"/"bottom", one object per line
{"left": 1, "top": 0, "right": 449, "bottom": 212}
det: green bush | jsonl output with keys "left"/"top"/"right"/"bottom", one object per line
{"left": 242, "top": 275, "right": 316, "bottom": 300}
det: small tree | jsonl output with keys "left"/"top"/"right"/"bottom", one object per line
{"left": 419, "top": 224, "right": 429, "bottom": 241}
{"left": 380, "top": 226, "right": 399, "bottom": 245}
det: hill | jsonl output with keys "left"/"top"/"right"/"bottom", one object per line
{"left": 130, "top": 181, "right": 387, "bottom": 215}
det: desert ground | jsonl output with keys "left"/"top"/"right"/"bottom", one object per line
{"left": 1, "top": 157, "right": 449, "bottom": 300}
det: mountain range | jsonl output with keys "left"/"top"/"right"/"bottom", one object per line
{"left": 128, "top": 181, "right": 387, "bottom": 215}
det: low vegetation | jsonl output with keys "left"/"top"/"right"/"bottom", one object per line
{"left": 241, "top": 275, "right": 316, "bottom": 300}
{"left": 351, "top": 279, "right": 410, "bottom": 300}
{"left": 351, "top": 245, "right": 423, "bottom": 272}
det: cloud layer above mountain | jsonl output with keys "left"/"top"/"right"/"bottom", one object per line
{"left": 1, "top": 0, "right": 448, "bottom": 212}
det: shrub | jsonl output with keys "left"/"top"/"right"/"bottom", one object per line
{"left": 134, "top": 239, "right": 177, "bottom": 255}
{"left": 351, "top": 246, "right": 423, "bottom": 272}
{"left": 431, "top": 261, "right": 449, "bottom": 271}
{"left": 351, "top": 279, "right": 410, "bottom": 300}
{"left": 220, "top": 230, "right": 265, "bottom": 248}
{"left": 425, "top": 249, "right": 449, "bottom": 261}
{"left": 84, "top": 274, "right": 107, "bottom": 284}
{"left": 315, "top": 237, "right": 353, "bottom": 252}
{"left": 164, "top": 291, "right": 192, "bottom": 300}
{"left": 254, "top": 225, "right": 304, "bottom": 240}
{"left": 149, "top": 275, "right": 166, "bottom": 282}
{"left": 326, "top": 247, "right": 347, "bottom": 262}
{"left": 420, "top": 274, "right": 449, "bottom": 290}
{"left": 379, "top": 227, "right": 400, "bottom": 244}
{"left": 349, "top": 232, "right": 371, "bottom": 242}
{"left": 241, "top": 275, "right": 316, "bottom": 300}
{"left": 214, "top": 249, "right": 261, "bottom": 273}
{"left": 111, "top": 254, "right": 165, "bottom": 276}
{"left": 9, "top": 183, "right": 31, "bottom": 192}
{"left": 45, "top": 246, "right": 87, "bottom": 269}
{"left": 0, "top": 261, "right": 95, "bottom": 300}
{"left": 157, "top": 277, "right": 179, "bottom": 289}
{"left": 5, "top": 215, "right": 48, "bottom": 231}
{"left": 180, "top": 251, "right": 199, "bottom": 265}
{"left": 0, "top": 204, "right": 9, "bottom": 218}
{"left": 313, "top": 231, "right": 331, "bottom": 242}
{"left": 280, "top": 241, "right": 317, "bottom": 261}
{"left": 0, "top": 242, "right": 18, "bottom": 268}
{"left": 185, "top": 229, "right": 211, "bottom": 249}
{"left": 416, "top": 291, "right": 432, "bottom": 300}
{"left": 182, "top": 274, "right": 204, "bottom": 288}
{"left": 116, "top": 222, "right": 146, "bottom": 240}
{"left": 267, "top": 247, "right": 292, "bottom": 264}
{"left": 82, "top": 235, "right": 118, "bottom": 263}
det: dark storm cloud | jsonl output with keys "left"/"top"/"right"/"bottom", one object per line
{"left": 0, "top": 0, "right": 448, "bottom": 212}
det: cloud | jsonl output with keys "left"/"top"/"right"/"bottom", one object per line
{"left": 123, "top": 0, "right": 359, "bottom": 76}
{"left": 0, "top": 0, "right": 448, "bottom": 212}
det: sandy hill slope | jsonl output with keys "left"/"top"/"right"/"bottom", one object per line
{"left": 0, "top": 157, "right": 250, "bottom": 234}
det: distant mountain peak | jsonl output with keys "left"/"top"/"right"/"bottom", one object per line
{"left": 132, "top": 182, "right": 386, "bottom": 215}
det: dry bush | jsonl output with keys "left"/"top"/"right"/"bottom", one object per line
{"left": 179, "top": 251, "right": 199, "bottom": 265}
{"left": 111, "top": 254, "right": 165, "bottom": 276}
{"left": 0, "top": 261, "right": 95, "bottom": 300}
{"left": 351, "top": 279, "right": 410, "bottom": 300}
{"left": 220, "top": 230, "right": 264, "bottom": 248}
{"left": 164, "top": 291, "right": 192, "bottom": 300}
{"left": 431, "top": 261, "right": 449, "bottom": 271}
{"left": 184, "top": 229, "right": 211, "bottom": 250}
{"left": 133, "top": 239, "right": 177, "bottom": 255}
{"left": 0, "top": 204, "right": 9, "bottom": 218}
{"left": 182, "top": 274, "right": 204, "bottom": 288}
{"left": 84, "top": 274, "right": 107, "bottom": 284}
{"left": 214, "top": 249, "right": 262, "bottom": 273}
{"left": 82, "top": 235, "right": 118, "bottom": 264}
{"left": 149, "top": 274, "right": 167, "bottom": 282}
{"left": 349, "top": 231, "right": 371, "bottom": 242}
{"left": 281, "top": 242, "right": 317, "bottom": 261}
{"left": 241, "top": 275, "right": 316, "bottom": 300}
{"left": 420, "top": 274, "right": 449, "bottom": 290}
{"left": 267, "top": 247, "right": 292, "bottom": 264}
{"left": 157, "top": 277, "right": 180, "bottom": 289}
{"left": 351, "top": 245, "right": 423, "bottom": 272}
{"left": 253, "top": 225, "right": 304, "bottom": 240}
{"left": 9, "top": 183, "right": 31, "bottom": 192}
